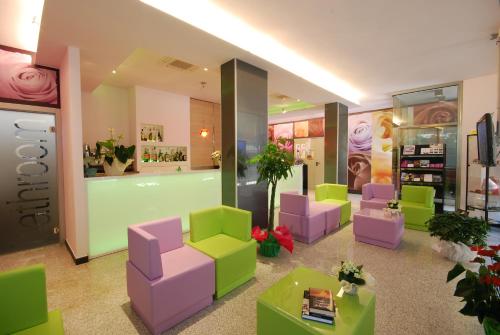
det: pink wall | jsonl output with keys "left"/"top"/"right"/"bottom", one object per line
{"left": 60, "top": 46, "right": 88, "bottom": 259}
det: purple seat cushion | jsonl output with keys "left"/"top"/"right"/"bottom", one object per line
{"left": 159, "top": 245, "right": 214, "bottom": 281}
{"left": 280, "top": 192, "right": 309, "bottom": 216}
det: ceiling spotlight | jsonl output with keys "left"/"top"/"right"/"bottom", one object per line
{"left": 112, "top": 70, "right": 117, "bottom": 74}
{"left": 200, "top": 128, "right": 209, "bottom": 138}
{"left": 296, "top": 99, "right": 301, "bottom": 102}
{"left": 282, "top": 108, "right": 287, "bottom": 114}
{"left": 203, "top": 67, "right": 208, "bottom": 71}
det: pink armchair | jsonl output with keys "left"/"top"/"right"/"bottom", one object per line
{"left": 279, "top": 192, "right": 340, "bottom": 243}
{"left": 126, "top": 217, "right": 215, "bottom": 335}
{"left": 361, "top": 183, "right": 395, "bottom": 210}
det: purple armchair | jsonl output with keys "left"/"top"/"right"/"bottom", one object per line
{"left": 126, "top": 217, "right": 215, "bottom": 335}
{"left": 279, "top": 192, "right": 341, "bottom": 243}
{"left": 361, "top": 183, "right": 395, "bottom": 210}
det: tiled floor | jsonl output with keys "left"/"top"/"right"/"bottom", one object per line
{"left": 0, "top": 195, "right": 491, "bottom": 335}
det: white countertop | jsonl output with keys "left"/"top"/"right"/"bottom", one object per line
{"left": 85, "top": 168, "right": 221, "bottom": 181}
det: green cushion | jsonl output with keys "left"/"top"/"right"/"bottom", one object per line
{"left": 188, "top": 234, "right": 256, "bottom": 299}
{"left": 0, "top": 265, "right": 48, "bottom": 335}
{"left": 401, "top": 185, "right": 434, "bottom": 207}
{"left": 400, "top": 201, "right": 434, "bottom": 231}
{"left": 14, "top": 310, "right": 64, "bottom": 335}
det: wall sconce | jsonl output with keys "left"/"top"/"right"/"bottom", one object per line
{"left": 200, "top": 128, "right": 209, "bottom": 138}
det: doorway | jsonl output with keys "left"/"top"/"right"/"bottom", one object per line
{"left": 295, "top": 137, "right": 324, "bottom": 191}
{"left": 0, "top": 110, "right": 59, "bottom": 254}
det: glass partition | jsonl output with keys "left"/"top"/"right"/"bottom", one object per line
{"left": 393, "top": 84, "right": 460, "bottom": 212}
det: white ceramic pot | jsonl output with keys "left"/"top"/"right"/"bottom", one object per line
{"left": 340, "top": 280, "right": 358, "bottom": 295}
{"left": 103, "top": 159, "right": 134, "bottom": 176}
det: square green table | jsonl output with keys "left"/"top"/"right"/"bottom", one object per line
{"left": 257, "top": 267, "right": 375, "bottom": 335}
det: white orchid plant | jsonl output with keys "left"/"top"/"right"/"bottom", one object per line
{"left": 337, "top": 260, "right": 366, "bottom": 285}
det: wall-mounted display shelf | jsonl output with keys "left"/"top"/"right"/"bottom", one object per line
{"left": 140, "top": 123, "right": 164, "bottom": 143}
{"left": 141, "top": 145, "right": 187, "bottom": 164}
{"left": 465, "top": 134, "right": 500, "bottom": 226}
{"left": 399, "top": 144, "right": 446, "bottom": 212}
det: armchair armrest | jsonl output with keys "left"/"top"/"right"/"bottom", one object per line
{"left": 424, "top": 188, "right": 436, "bottom": 208}
{"left": 128, "top": 226, "right": 162, "bottom": 280}
{"left": 361, "top": 184, "right": 373, "bottom": 200}
{"left": 221, "top": 206, "right": 252, "bottom": 241}
{"left": 315, "top": 184, "right": 329, "bottom": 201}
{"left": 189, "top": 207, "right": 223, "bottom": 243}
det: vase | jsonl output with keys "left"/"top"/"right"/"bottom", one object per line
{"left": 84, "top": 167, "right": 98, "bottom": 177}
{"left": 259, "top": 241, "right": 281, "bottom": 257}
{"left": 103, "top": 159, "right": 133, "bottom": 176}
{"left": 484, "top": 317, "right": 500, "bottom": 335}
{"left": 340, "top": 280, "right": 358, "bottom": 295}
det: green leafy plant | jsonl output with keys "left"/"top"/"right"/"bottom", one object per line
{"left": 96, "top": 129, "right": 135, "bottom": 166}
{"left": 447, "top": 245, "right": 500, "bottom": 326}
{"left": 427, "top": 211, "right": 489, "bottom": 246}
{"left": 249, "top": 141, "right": 294, "bottom": 230}
{"left": 337, "top": 260, "right": 366, "bottom": 285}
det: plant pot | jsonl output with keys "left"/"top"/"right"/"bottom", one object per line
{"left": 484, "top": 317, "right": 500, "bottom": 335}
{"left": 259, "top": 241, "right": 281, "bottom": 257}
{"left": 84, "top": 167, "right": 98, "bottom": 177}
{"left": 103, "top": 159, "right": 133, "bottom": 176}
{"left": 340, "top": 280, "right": 359, "bottom": 295}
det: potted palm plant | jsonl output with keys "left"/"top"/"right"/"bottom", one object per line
{"left": 249, "top": 141, "right": 294, "bottom": 257}
{"left": 96, "top": 129, "right": 136, "bottom": 176}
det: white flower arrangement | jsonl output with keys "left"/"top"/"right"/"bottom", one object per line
{"left": 336, "top": 260, "right": 366, "bottom": 285}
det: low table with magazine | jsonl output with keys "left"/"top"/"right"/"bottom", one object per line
{"left": 353, "top": 208, "right": 404, "bottom": 249}
{"left": 257, "top": 267, "right": 375, "bottom": 335}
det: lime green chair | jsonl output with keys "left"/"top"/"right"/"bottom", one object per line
{"left": 187, "top": 205, "right": 256, "bottom": 299}
{"left": 315, "top": 184, "right": 351, "bottom": 225}
{"left": 399, "top": 185, "right": 435, "bottom": 231}
{"left": 0, "top": 264, "right": 64, "bottom": 335}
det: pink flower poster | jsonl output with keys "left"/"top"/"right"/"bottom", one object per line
{"left": 273, "top": 122, "right": 294, "bottom": 153}
{"left": 348, "top": 113, "right": 372, "bottom": 192}
{"left": 0, "top": 46, "right": 60, "bottom": 107}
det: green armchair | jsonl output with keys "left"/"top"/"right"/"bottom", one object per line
{"left": 0, "top": 264, "right": 64, "bottom": 335}
{"left": 399, "top": 185, "right": 435, "bottom": 231}
{"left": 188, "top": 205, "right": 256, "bottom": 299}
{"left": 315, "top": 183, "right": 351, "bottom": 225}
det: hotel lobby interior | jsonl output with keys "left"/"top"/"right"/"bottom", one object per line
{"left": 0, "top": 1, "right": 499, "bottom": 334}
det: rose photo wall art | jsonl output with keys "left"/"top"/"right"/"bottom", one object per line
{"left": 347, "top": 109, "right": 393, "bottom": 192}
{"left": 413, "top": 101, "right": 457, "bottom": 125}
{"left": 273, "top": 122, "right": 294, "bottom": 153}
{"left": 0, "top": 46, "right": 60, "bottom": 108}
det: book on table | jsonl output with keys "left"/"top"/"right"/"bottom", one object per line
{"left": 301, "top": 288, "right": 336, "bottom": 325}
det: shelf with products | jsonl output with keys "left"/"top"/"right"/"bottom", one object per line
{"left": 140, "top": 145, "right": 187, "bottom": 164}
{"left": 140, "top": 123, "right": 164, "bottom": 143}
{"left": 399, "top": 144, "right": 446, "bottom": 213}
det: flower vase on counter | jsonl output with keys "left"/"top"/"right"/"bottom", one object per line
{"left": 103, "top": 159, "right": 134, "bottom": 176}
{"left": 96, "top": 128, "right": 136, "bottom": 176}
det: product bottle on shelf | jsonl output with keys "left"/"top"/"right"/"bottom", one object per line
{"left": 158, "top": 149, "right": 164, "bottom": 162}
{"left": 143, "top": 148, "right": 150, "bottom": 162}
{"left": 140, "top": 128, "right": 146, "bottom": 141}
{"left": 151, "top": 147, "right": 158, "bottom": 162}
{"left": 148, "top": 128, "right": 153, "bottom": 141}
{"left": 157, "top": 130, "right": 162, "bottom": 142}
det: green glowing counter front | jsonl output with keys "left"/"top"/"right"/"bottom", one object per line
{"left": 86, "top": 170, "right": 221, "bottom": 257}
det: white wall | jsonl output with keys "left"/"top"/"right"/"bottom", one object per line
{"left": 460, "top": 74, "right": 498, "bottom": 209}
{"left": 60, "top": 46, "right": 88, "bottom": 259}
{"left": 82, "top": 85, "right": 131, "bottom": 147}
{"left": 132, "top": 86, "right": 191, "bottom": 171}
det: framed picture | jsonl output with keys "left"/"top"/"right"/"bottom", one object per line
{"left": 0, "top": 45, "right": 60, "bottom": 108}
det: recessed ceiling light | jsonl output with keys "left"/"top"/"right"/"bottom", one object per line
{"left": 203, "top": 67, "right": 208, "bottom": 71}
{"left": 139, "top": 0, "right": 362, "bottom": 104}
{"left": 282, "top": 109, "right": 287, "bottom": 114}
{"left": 296, "top": 99, "right": 301, "bottom": 102}
{"left": 112, "top": 70, "right": 117, "bottom": 74}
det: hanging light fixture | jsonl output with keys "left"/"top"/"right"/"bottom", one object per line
{"left": 200, "top": 128, "right": 209, "bottom": 138}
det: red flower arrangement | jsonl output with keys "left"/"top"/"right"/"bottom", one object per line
{"left": 447, "top": 244, "right": 500, "bottom": 327}
{"left": 252, "top": 225, "right": 294, "bottom": 256}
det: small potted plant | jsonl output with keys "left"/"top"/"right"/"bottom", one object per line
{"left": 249, "top": 141, "right": 294, "bottom": 257}
{"left": 211, "top": 150, "right": 221, "bottom": 168}
{"left": 335, "top": 260, "right": 366, "bottom": 295}
{"left": 252, "top": 225, "right": 294, "bottom": 257}
{"left": 427, "top": 211, "right": 489, "bottom": 263}
{"left": 83, "top": 155, "right": 102, "bottom": 177}
{"left": 96, "top": 129, "right": 136, "bottom": 176}
{"left": 447, "top": 244, "right": 500, "bottom": 335}
{"left": 384, "top": 199, "right": 400, "bottom": 216}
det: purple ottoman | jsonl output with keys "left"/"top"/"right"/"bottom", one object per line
{"left": 353, "top": 208, "right": 404, "bottom": 249}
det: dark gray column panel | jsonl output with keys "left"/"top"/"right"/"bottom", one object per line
{"left": 221, "top": 59, "right": 268, "bottom": 227}
{"left": 324, "top": 102, "right": 348, "bottom": 184}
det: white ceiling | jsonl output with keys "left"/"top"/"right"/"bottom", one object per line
{"left": 29, "top": 0, "right": 500, "bottom": 112}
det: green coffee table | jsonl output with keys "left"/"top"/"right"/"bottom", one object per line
{"left": 257, "top": 267, "right": 375, "bottom": 335}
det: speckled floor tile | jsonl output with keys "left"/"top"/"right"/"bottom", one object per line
{"left": 0, "top": 196, "right": 488, "bottom": 335}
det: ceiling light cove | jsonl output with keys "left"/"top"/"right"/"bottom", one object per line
{"left": 139, "top": 0, "right": 363, "bottom": 104}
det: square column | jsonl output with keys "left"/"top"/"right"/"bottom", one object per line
{"left": 221, "top": 59, "right": 268, "bottom": 227}
{"left": 324, "top": 102, "right": 348, "bottom": 184}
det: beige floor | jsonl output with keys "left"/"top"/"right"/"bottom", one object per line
{"left": 0, "top": 198, "right": 485, "bottom": 335}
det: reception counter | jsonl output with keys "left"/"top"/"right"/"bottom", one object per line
{"left": 86, "top": 165, "right": 303, "bottom": 258}
{"left": 86, "top": 170, "right": 221, "bottom": 257}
